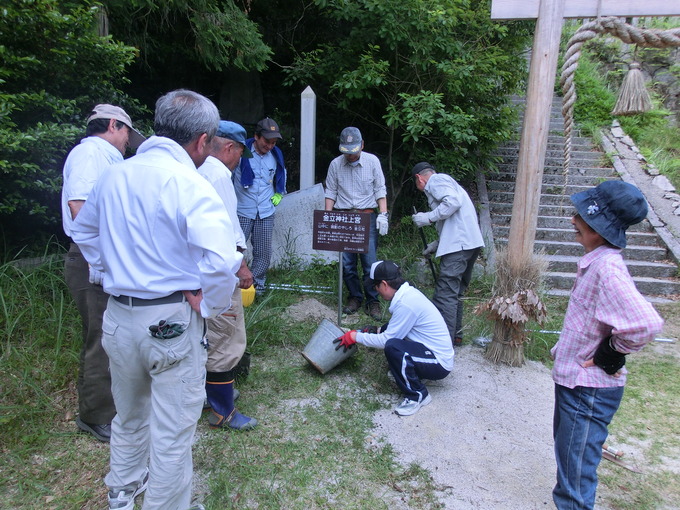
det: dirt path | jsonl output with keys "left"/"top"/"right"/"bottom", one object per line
{"left": 372, "top": 346, "right": 556, "bottom": 509}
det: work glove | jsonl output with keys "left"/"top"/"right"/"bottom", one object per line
{"left": 376, "top": 212, "right": 389, "bottom": 236}
{"left": 88, "top": 265, "right": 103, "bottom": 286}
{"left": 271, "top": 193, "right": 283, "bottom": 206}
{"left": 361, "top": 325, "right": 378, "bottom": 334}
{"left": 333, "top": 330, "right": 357, "bottom": 353}
{"left": 412, "top": 212, "right": 431, "bottom": 228}
{"left": 593, "top": 336, "right": 626, "bottom": 375}
{"left": 422, "top": 240, "right": 439, "bottom": 259}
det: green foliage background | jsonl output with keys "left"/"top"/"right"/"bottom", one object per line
{"left": 0, "top": 0, "right": 144, "bottom": 255}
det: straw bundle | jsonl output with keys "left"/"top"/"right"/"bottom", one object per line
{"left": 612, "top": 62, "right": 652, "bottom": 116}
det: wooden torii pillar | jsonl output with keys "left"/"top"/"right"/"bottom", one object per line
{"left": 490, "top": 0, "right": 679, "bottom": 275}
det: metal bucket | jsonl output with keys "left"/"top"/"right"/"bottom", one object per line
{"left": 301, "top": 318, "right": 358, "bottom": 374}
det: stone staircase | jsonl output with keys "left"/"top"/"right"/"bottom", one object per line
{"left": 483, "top": 95, "right": 680, "bottom": 301}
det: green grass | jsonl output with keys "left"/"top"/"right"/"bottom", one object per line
{"left": 1, "top": 230, "right": 678, "bottom": 508}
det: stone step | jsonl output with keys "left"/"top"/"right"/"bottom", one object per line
{"left": 487, "top": 181, "right": 606, "bottom": 196}
{"left": 489, "top": 172, "right": 616, "bottom": 186}
{"left": 494, "top": 164, "right": 616, "bottom": 177}
{"left": 489, "top": 214, "right": 653, "bottom": 233}
{"left": 544, "top": 254, "right": 678, "bottom": 278}
{"left": 488, "top": 191, "right": 590, "bottom": 206}
{"left": 495, "top": 149, "right": 604, "bottom": 162}
{"left": 493, "top": 226, "right": 661, "bottom": 247}
{"left": 546, "top": 272, "right": 680, "bottom": 296}
{"left": 496, "top": 238, "right": 668, "bottom": 261}
{"left": 499, "top": 139, "right": 592, "bottom": 149}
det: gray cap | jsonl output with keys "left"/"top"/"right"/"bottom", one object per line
{"left": 339, "top": 127, "right": 363, "bottom": 154}
{"left": 87, "top": 104, "right": 146, "bottom": 150}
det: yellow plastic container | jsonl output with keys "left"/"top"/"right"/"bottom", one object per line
{"left": 241, "top": 285, "right": 256, "bottom": 307}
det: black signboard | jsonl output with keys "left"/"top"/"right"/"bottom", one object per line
{"left": 312, "top": 210, "right": 370, "bottom": 253}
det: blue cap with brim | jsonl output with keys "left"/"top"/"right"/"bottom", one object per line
{"left": 216, "top": 120, "right": 253, "bottom": 158}
{"left": 570, "top": 180, "right": 648, "bottom": 249}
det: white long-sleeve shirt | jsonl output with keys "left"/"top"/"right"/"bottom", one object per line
{"left": 356, "top": 282, "right": 454, "bottom": 371}
{"left": 197, "top": 155, "right": 247, "bottom": 250}
{"left": 423, "top": 173, "right": 484, "bottom": 257}
{"left": 71, "top": 136, "right": 241, "bottom": 318}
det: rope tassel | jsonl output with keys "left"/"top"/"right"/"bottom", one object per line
{"left": 612, "top": 62, "right": 652, "bottom": 116}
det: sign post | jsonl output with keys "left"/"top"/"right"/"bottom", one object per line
{"left": 312, "top": 210, "right": 371, "bottom": 326}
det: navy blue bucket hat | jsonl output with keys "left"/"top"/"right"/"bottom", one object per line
{"left": 570, "top": 180, "right": 648, "bottom": 249}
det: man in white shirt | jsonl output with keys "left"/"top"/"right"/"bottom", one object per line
{"left": 333, "top": 261, "right": 453, "bottom": 416}
{"left": 411, "top": 162, "right": 484, "bottom": 347}
{"left": 61, "top": 104, "right": 145, "bottom": 442}
{"left": 72, "top": 90, "right": 240, "bottom": 510}
{"left": 197, "top": 120, "right": 257, "bottom": 431}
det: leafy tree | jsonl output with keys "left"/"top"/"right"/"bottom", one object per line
{"left": 0, "top": 0, "right": 140, "bottom": 257}
{"left": 282, "top": 0, "right": 532, "bottom": 211}
{"left": 103, "top": 0, "right": 272, "bottom": 105}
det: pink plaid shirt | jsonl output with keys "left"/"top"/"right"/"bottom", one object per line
{"left": 551, "top": 246, "right": 663, "bottom": 388}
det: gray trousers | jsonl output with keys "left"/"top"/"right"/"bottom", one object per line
{"left": 103, "top": 296, "right": 207, "bottom": 510}
{"left": 64, "top": 243, "right": 115, "bottom": 424}
{"left": 432, "top": 247, "right": 481, "bottom": 340}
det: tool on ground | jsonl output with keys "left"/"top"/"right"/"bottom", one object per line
{"left": 601, "top": 443, "right": 642, "bottom": 473}
{"left": 601, "top": 450, "right": 643, "bottom": 473}
{"left": 413, "top": 206, "right": 437, "bottom": 282}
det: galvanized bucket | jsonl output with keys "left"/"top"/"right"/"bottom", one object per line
{"left": 301, "top": 318, "right": 358, "bottom": 374}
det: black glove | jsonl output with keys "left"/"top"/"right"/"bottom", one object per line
{"left": 361, "top": 325, "right": 378, "bottom": 334}
{"left": 593, "top": 336, "right": 626, "bottom": 375}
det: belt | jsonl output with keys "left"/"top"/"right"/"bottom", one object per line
{"left": 113, "top": 291, "right": 185, "bottom": 307}
{"left": 336, "top": 208, "right": 375, "bottom": 213}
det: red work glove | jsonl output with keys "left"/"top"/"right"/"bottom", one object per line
{"left": 333, "top": 330, "right": 357, "bottom": 352}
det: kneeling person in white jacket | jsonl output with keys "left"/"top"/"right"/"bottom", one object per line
{"left": 334, "top": 260, "right": 454, "bottom": 416}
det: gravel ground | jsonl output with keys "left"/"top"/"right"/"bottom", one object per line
{"left": 372, "top": 345, "right": 557, "bottom": 509}
{"left": 292, "top": 298, "right": 559, "bottom": 509}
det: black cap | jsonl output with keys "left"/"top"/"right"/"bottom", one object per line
{"left": 364, "top": 260, "right": 401, "bottom": 288}
{"left": 256, "top": 117, "right": 282, "bottom": 140}
{"left": 411, "top": 162, "right": 434, "bottom": 179}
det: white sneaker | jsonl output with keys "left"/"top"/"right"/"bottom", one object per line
{"left": 394, "top": 394, "right": 432, "bottom": 416}
{"left": 108, "top": 469, "right": 149, "bottom": 510}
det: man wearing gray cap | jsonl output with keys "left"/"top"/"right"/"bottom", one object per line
{"left": 198, "top": 120, "right": 258, "bottom": 431}
{"left": 325, "top": 126, "right": 389, "bottom": 321}
{"left": 62, "top": 103, "right": 145, "bottom": 442}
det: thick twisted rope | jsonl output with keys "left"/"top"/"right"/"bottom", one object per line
{"left": 560, "top": 18, "right": 680, "bottom": 173}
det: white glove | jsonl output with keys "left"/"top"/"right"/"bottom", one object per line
{"left": 412, "top": 212, "right": 431, "bottom": 228}
{"left": 88, "top": 265, "right": 104, "bottom": 286}
{"left": 376, "top": 212, "right": 389, "bottom": 236}
{"left": 422, "top": 240, "right": 439, "bottom": 259}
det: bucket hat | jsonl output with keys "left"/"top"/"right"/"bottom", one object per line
{"left": 570, "top": 180, "right": 648, "bottom": 249}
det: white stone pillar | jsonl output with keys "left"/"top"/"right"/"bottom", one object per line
{"left": 300, "top": 86, "right": 316, "bottom": 190}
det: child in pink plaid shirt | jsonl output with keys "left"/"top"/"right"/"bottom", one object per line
{"left": 551, "top": 180, "right": 663, "bottom": 510}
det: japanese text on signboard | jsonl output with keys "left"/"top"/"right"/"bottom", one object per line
{"left": 312, "top": 210, "right": 370, "bottom": 253}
